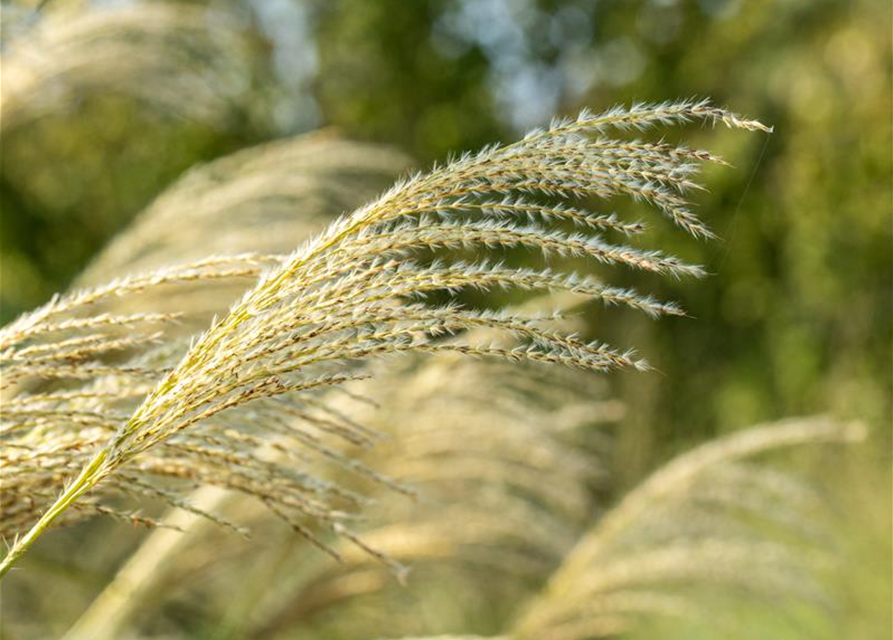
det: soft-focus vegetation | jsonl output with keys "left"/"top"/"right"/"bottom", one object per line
{"left": 1, "top": 1, "right": 889, "bottom": 639}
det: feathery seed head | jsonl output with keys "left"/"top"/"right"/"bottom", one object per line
{"left": 0, "top": 101, "right": 767, "bottom": 576}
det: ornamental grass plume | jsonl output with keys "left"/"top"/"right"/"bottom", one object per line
{"left": 361, "top": 418, "right": 864, "bottom": 640}
{"left": 74, "top": 132, "right": 412, "bottom": 330}
{"left": 274, "top": 417, "right": 865, "bottom": 640}
{"left": 0, "top": 3, "right": 263, "bottom": 134}
{"left": 0, "top": 256, "right": 290, "bottom": 539}
{"left": 63, "top": 345, "right": 618, "bottom": 640}
{"left": 59, "top": 292, "right": 617, "bottom": 640}
{"left": 240, "top": 354, "right": 615, "bottom": 640}
{"left": 1, "top": 136, "right": 408, "bottom": 554}
{"left": 0, "top": 100, "right": 769, "bottom": 577}
{"left": 511, "top": 416, "right": 867, "bottom": 640}
{"left": 159, "top": 416, "right": 861, "bottom": 640}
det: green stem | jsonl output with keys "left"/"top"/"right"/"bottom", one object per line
{"left": 0, "top": 450, "right": 107, "bottom": 579}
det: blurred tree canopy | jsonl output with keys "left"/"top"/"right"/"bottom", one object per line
{"left": 2, "top": 0, "right": 888, "bottom": 452}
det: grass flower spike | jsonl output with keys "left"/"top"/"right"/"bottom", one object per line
{"left": 1, "top": 136, "right": 408, "bottom": 560}
{"left": 0, "top": 100, "right": 767, "bottom": 577}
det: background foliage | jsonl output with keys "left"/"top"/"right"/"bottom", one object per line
{"left": 1, "top": 0, "right": 889, "bottom": 638}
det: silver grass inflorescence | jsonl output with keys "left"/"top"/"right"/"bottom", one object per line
{"left": 362, "top": 418, "right": 865, "bottom": 640}
{"left": 1, "top": 137, "right": 409, "bottom": 553}
{"left": 0, "top": 3, "right": 265, "bottom": 134}
{"left": 61, "top": 296, "right": 616, "bottom": 640}
{"left": 239, "top": 353, "right": 613, "bottom": 640}
{"left": 0, "top": 101, "right": 768, "bottom": 577}
{"left": 249, "top": 417, "right": 864, "bottom": 640}
{"left": 512, "top": 416, "right": 866, "bottom": 640}
{"left": 0, "top": 256, "right": 286, "bottom": 538}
